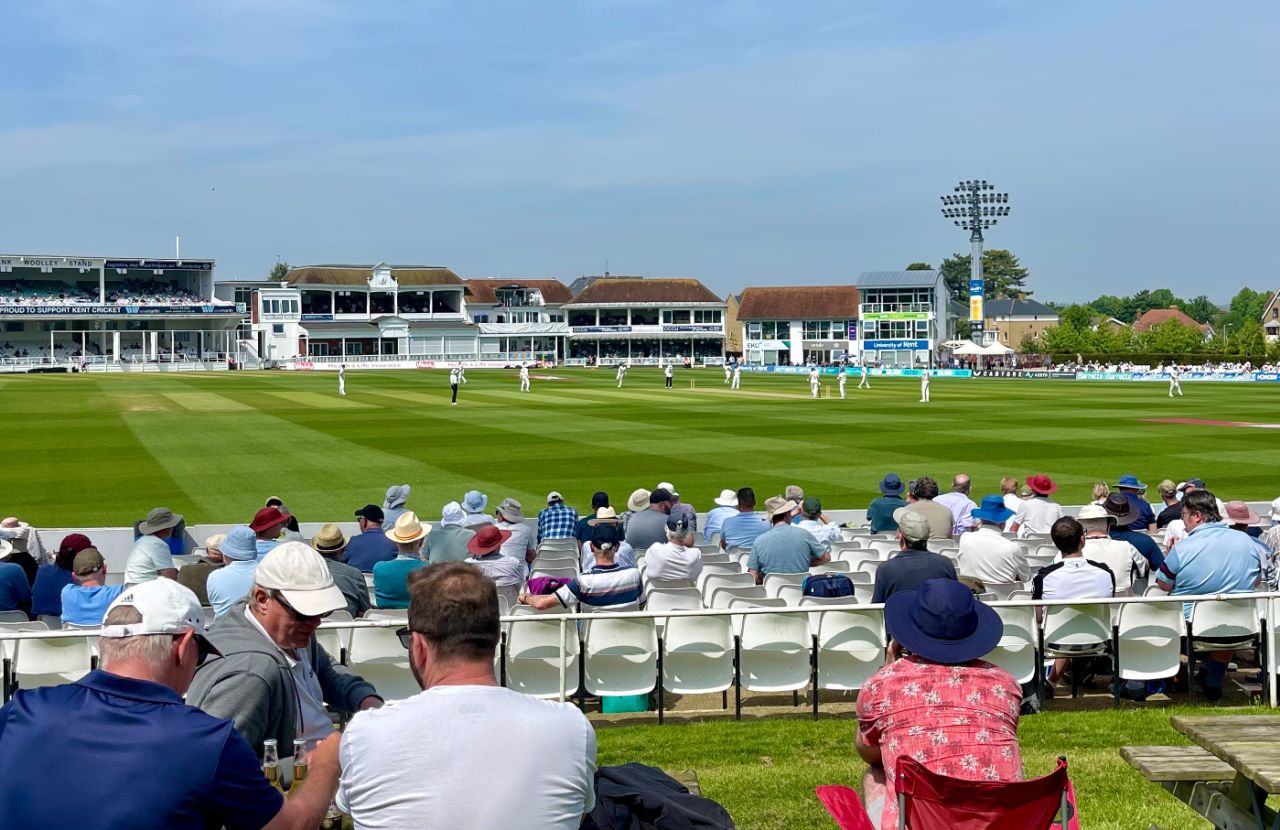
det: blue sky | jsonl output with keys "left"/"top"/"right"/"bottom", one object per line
{"left": 0, "top": 0, "right": 1275, "bottom": 302}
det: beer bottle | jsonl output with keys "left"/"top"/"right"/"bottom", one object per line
{"left": 262, "top": 739, "right": 285, "bottom": 794}
{"left": 290, "top": 739, "right": 308, "bottom": 794}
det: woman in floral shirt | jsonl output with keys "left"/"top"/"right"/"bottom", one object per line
{"left": 855, "top": 579, "right": 1022, "bottom": 829}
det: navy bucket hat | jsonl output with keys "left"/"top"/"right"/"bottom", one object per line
{"left": 885, "top": 579, "right": 1004, "bottom": 665}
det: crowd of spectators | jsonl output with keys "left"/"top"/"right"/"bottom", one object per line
{"left": 0, "top": 278, "right": 212, "bottom": 306}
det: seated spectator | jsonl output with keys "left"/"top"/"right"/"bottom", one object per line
{"left": 31, "top": 533, "right": 93, "bottom": 619}
{"left": 249, "top": 506, "right": 289, "bottom": 559}
{"left": 125, "top": 507, "right": 181, "bottom": 585}
{"left": 1010, "top": 475, "right": 1063, "bottom": 538}
{"left": 422, "top": 501, "right": 476, "bottom": 565}
{"left": 336, "top": 563, "right": 595, "bottom": 827}
{"left": 856, "top": 579, "right": 1021, "bottom": 830}
{"left": 522, "top": 524, "right": 641, "bottom": 610}
{"left": 0, "top": 539, "right": 33, "bottom": 615}
{"left": 1154, "top": 479, "right": 1182, "bottom": 528}
{"left": 867, "top": 474, "right": 907, "bottom": 534}
{"left": 747, "top": 498, "right": 828, "bottom": 583}
{"left": 934, "top": 474, "right": 977, "bottom": 536}
{"left": 1262, "top": 497, "right": 1280, "bottom": 557}
{"left": 494, "top": 498, "right": 536, "bottom": 566}
{"left": 1101, "top": 493, "right": 1165, "bottom": 571}
{"left": 643, "top": 518, "right": 703, "bottom": 582}
{"left": 0, "top": 517, "right": 43, "bottom": 583}
{"left": 187, "top": 542, "right": 383, "bottom": 757}
{"left": 1032, "top": 516, "right": 1115, "bottom": 696}
{"left": 343, "top": 504, "right": 398, "bottom": 572}
{"left": 205, "top": 525, "right": 261, "bottom": 617}
{"left": 871, "top": 512, "right": 957, "bottom": 603}
{"left": 1077, "top": 505, "right": 1147, "bottom": 594}
{"left": 659, "top": 482, "right": 697, "bottom": 532}
{"left": 702, "top": 488, "right": 740, "bottom": 544}
{"left": 620, "top": 488, "right": 650, "bottom": 530}
{"left": 897, "top": 477, "right": 954, "bottom": 540}
{"left": 460, "top": 489, "right": 493, "bottom": 528}
{"left": 956, "top": 496, "right": 1024, "bottom": 585}
{"left": 176, "top": 534, "right": 226, "bottom": 606}
{"left": 1090, "top": 481, "right": 1111, "bottom": 506}
{"left": 466, "top": 524, "right": 524, "bottom": 607}
{"left": 575, "top": 492, "right": 610, "bottom": 542}
{"left": 60, "top": 548, "right": 127, "bottom": 625}
{"left": 720, "top": 487, "right": 770, "bottom": 551}
{"left": 0, "top": 578, "right": 342, "bottom": 829}
{"left": 312, "top": 523, "right": 371, "bottom": 618}
{"left": 578, "top": 508, "right": 636, "bottom": 571}
{"left": 279, "top": 509, "right": 304, "bottom": 543}
{"left": 383, "top": 484, "right": 412, "bottom": 528}
{"left": 1114, "top": 474, "right": 1156, "bottom": 532}
{"left": 373, "top": 512, "right": 429, "bottom": 609}
{"left": 796, "top": 496, "right": 843, "bottom": 553}
{"left": 625, "top": 489, "right": 673, "bottom": 551}
{"left": 538, "top": 491, "right": 579, "bottom": 544}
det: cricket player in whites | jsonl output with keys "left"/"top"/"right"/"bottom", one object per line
{"left": 808, "top": 365, "right": 820, "bottom": 398}
{"left": 519, "top": 363, "right": 531, "bottom": 392}
{"left": 1169, "top": 366, "right": 1183, "bottom": 397}
{"left": 919, "top": 368, "right": 931, "bottom": 403}
{"left": 664, "top": 362, "right": 673, "bottom": 389}
{"left": 731, "top": 362, "right": 741, "bottom": 390}
{"left": 859, "top": 362, "right": 871, "bottom": 389}
{"left": 338, "top": 364, "right": 347, "bottom": 396}
{"left": 838, "top": 368, "right": 847, "bottom": 399}
{"left": 449, "top": 364, "right": 466, "bottom": 405}
{"left": 724, "top": 361, "right": 732, "bottom": 384}
{"left": 616, "top": 362, "right": 628, "bottom": 388}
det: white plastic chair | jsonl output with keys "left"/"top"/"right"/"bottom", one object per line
{"left": 0, "top": 611, "right": 29, "bottom": 624}
{"left": 14, "top": 634, "right": 93, "bottom": 691}
{"left": 708, "top": 585, "right": 766, "bottom": 610}
{"left": 504, "top": 616, "right": 580, "bottom": 699}
{"left": 700, "top": 552, "right": 733, "bottom": 565}
{"left": 762, "top": 573, "right": 808, "bottom": 599}
{"left": 728, "top": 597, "right": 788, "bottom": 609}
{"left": 583, "top": 616, "right": 657, "bottom": 697}
{"left": 1041, "top": 603, "right": 1111, "bottom": 699}
{"left": 537, "top": 538, "right": 579, "bottom": 555}
{"left": 1115, "top": 601, "right": 1183, "bottom": 684}
{"left": 737, "top": 611, "right": 812, "bottom": 716}
{"left": 1189, "top": 598, "right": 1260, "bottom": 650}
{"left": 700, "top": 562, "right": 746, "bottom": 577}
{"left": 698, "top": 571, "right": 755, "bottom": 600}
{"left": 855, "top": 560, "right": 882, "bottom": 579}
{"left": 775, "top": 583, "right": 805, "bottom": 607}
{"left": 867, "top": 540, "right": 899, "bottom": 558}
{"left": 530, "top": 565, "right": 578, "bottom": 582}
{"left": 983, "top": 604, "right": 1038, "bottom": 685}
{"left": 811, "top": 606, "right": 885, "bottom": 706}
{"left": 645, "top": 588, "right": 703, "bottom": 637}
{"left": 316, "top": 611, "right": 354, "bottom": 665}
{"left": 810, "top": 560, "right": 851, "bottom": 574}
{"left": 346, "top": 623, "right": 418, "bottom": 701}
{"left": 661, "top": 614, "right": 734, "bottom": 707}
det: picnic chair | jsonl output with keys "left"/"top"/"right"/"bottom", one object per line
{"left": 817, "top": 756, "right": 1076, "bottom": 830}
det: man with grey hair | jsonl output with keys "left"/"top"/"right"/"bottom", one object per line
{"left": 643, "top": 517, "right": 704, "bottom": 582}
{"left": 0, "top": 578, "right": 342, "bottom": 828}
{"left": 898, "top": 477, "right": 955, "bottom": 540}
{"left": 784, "top": 484, "right": 805, "bottom": 504}
{"left": 934, "top": 474, "right": 977, "bottom": 536}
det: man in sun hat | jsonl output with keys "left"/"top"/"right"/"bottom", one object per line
{"left": 746, "top": 498, "right": 827, "bottom": 583}
{"left": 703, "top": 488, "right": 740, "bottom": 544}
{"left": 422, "top": 501, "right": 477, "bottom": 565}
{"left": 312, "top": 523, "right": 370, "bottom": 617}
{"left": 956, "top": 495, "right": 1025, "bottom": 585}
{"left": 344, "top": 504, "right": 398, "bottom": 572}
{"left": 537, "top": 491, "right": 579, "bottom": 544}
{"left": 867, "top": 473, "right": 908, "bottom": 534}
{"left": 872, "top": 511, "right": 957, "bottom": 603}
{"left": 621, "top": 487, "right": 651, "bottom": 530}
{"left": 1078, "top": 504, "right": 1148, "bottom": 593}
{"left": 0, "top": 576, "right": 345, "bottom": 830}
{"left": 1102, "top": 492, "right": 1165, "bottom": 571}
{"left": 460, "top": 489, "right": 493, "bottom": 529}
{"left": 125, "top": 506, "right": 183, "bottom": 586}
{"left": 580, "top": 507, "right": 636, "bottom": 571}
{"left": 1009, "top": 474, "right": 1063, "bottom": 538}
{"left": 206, "top": 525, "right": 263, "bottom": 617}
{"left": 249, "top": 506, "right": 290, "bottom": 559}
{"left": 373, "top": 512, "right": 429, "bottom": 609}
{"left": 494, "top": 497, "right": 535, "bottom": 565}
{"left": 1114, "top": 474, "right": 1156, "bottom": 532}
{"left": 625, "top": 488, "right": 674, "bottom": 551}
{"left": 576, "top": 491, "right": 611, "bottom": 542}
{"left": 855, "top": 579, "right": 1022, "bottom": 830}
{"left": 188, "top": 541, "right": 383, "bottom": 758}
{"left": 465, "top": 524, "right": 523, "bottom": 608}
{"left": 659, "top": 482, "right": 698, "bottom": 532}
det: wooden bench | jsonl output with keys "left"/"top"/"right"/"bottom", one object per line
{"left": 1121, "top": 745, "right": 1236, "bottom": 783}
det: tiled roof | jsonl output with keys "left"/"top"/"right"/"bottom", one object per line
{"left": 1133, "top": 306, "right": 1210, "bottom": 332}
{"left": 464, "top": 279, "right": 572, "bottom": 304}
{"left": 568, "top": 277, "right": 722, "bottom": 305}
{"left": 286, "top": 265, "right": 466, "bottom": 287}
{"left": 736, "top": 286, "right": 860, "bottom": 320}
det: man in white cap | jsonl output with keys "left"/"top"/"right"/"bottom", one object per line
{"left": 0, "top": 578, "right": 342, "bottom": 829}
{"left": 187, "top": 542, "right": 383, "bottom": 758}
{"left": 373, "top": 512, "right": 430, "bottom": 609}
{"left": 537, "top": 491, "right": 579, "bottom": 544}
{"left": 703, "top": 488, "right": 740, "bottom": 545}
{"left": 125, "top": 506, "right": 182, "bottom": 586}
{"left": 422, "top": 501, "right": 477, "bottom": 565}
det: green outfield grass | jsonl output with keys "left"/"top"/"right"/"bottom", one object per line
{"left": 1, "top": 367, "right": 1276, "bottom": 525}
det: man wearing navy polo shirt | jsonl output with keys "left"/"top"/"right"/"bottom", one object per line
{"left": 0, "top": 578, "right": 341, "bottom": 829}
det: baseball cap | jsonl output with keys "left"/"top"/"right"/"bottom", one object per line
{"left": 72, "top": 547, "right": 106, "bottom": 576}
{"left": 354, "top": 504, "right": 385, "bottom": 523}
{"left": 100, "top": 578, "right": 220, "bottom": 658}
{"left": 546, "top": 491, "right": 564, "bottom": 504}
{"left": 802, "top": 496, "right": 822, "bottom": 516}
{"left": 894, "top": 509, "right": 932, "bottom": 542}
{"left": 254, "top": 542, "right": 347, "bottom": 617}
{"left": 657, "top": 482, "right": 679, "bottom": 498}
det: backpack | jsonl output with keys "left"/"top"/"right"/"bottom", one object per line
{"left": 803, "top": 572, "right": 854, "bottom": 598}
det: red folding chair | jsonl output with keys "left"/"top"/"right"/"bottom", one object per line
{"left": 817, "top": 756, "right": 1076, "bottom": 830}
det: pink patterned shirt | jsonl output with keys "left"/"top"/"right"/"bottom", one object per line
{"left": 856, "top": 655, "right": 1023, "bottom": 828}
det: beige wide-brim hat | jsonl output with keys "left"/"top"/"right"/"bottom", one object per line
{"left": 311, "top": 523, "right": 348, "bottom": 554}
{"left": 385, "top": 511, "right": 430, "bottom": 544}
{"left": 588, "top": 507, "right": 621, "bottom": 526}
{"left": 627, "top": 489, "right": 651, "bottom": 513}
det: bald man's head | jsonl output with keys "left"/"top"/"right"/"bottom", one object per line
{"left": 952, "top": 474, "right": 971, "bottom": 495}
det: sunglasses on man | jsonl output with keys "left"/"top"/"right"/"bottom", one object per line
{"left": 269, "top": 589, "right": 332, "bottom": 624}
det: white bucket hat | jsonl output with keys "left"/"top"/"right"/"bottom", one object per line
{"left": 254, "top": 542, "right": 347, "bottom": 617}
{"left": 713, "top": 489, "right": 738, "bottom": 507}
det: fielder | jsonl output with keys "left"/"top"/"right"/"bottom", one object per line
{"left": 808, "top": 366, "right": 820, "bottom": 398}
{"left": 858, "top": 363, "right": 870, "bottom": 389}
{"left": 616, "top": 363, "right": 628, "bottom": 388}
{"left": 920, "top": 368, "right": 931, "bottom": 403}
{"left": 723, "top": 362, "right": 732, "bottom": 384}
{"left": 838, "top": 369, "right": 847, "bottom": 399}
{"left": 338, "top": 364, "right": 347, "bottom": 397}
{"left": 519, "top": 363, "right": 530, "bottom": 392}
{"left": 1169, "top": 367, "right": 1183, "bottom": 397}
{"left": 731, "top": 363, "right": 741, "bottom": 389}
{"left": 664, "top": 363, "right": 673, "bottom": 389}
{"left": 449, "top": 364, "right": 466, "bottom": 405}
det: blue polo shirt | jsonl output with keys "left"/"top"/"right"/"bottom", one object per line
{"left": 1110, "top": 529, "right": 1165, "bottom": 571}
{"left": 1157, "top": 522, "right": 1261, "bottom": 618}
{"left": 342, "top": 527, "right": 398, "bottom": 572}
{"left": 720, "top": 512, "right": 770, "bottom": 551}
{"left": 0, "top": 670, "right": 283, "bottom": 830}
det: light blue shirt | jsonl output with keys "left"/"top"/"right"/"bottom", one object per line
{"left": 206, "top": 559, "right": 260, "bottom": 616}
{"left": 254, "top": 538, "right": 278, "bottom": 561}
{"left": 719, "top": 512, "right": 770, "bottom": 551}
{"left": 746, "top": 524, "right": 825, "bottom": 575}
{"left": 1158, "top": 522, "right": 1261, "bottom": 618}
{"left": 703, "top": 506, "right": 738, "bottom": 544}
{"left": 59, "top": 584, "right": 126, "bottom": 626}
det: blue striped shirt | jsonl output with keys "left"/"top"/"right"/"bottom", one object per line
{"left": 554, "top": 564, "right": 641, "bottom": 608}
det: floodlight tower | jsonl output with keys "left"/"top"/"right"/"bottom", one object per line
{"left": 939, "top": 179, "right": 1011, "bottom": 341}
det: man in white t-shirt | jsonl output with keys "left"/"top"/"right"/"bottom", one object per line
{"left": 858, "top": 363, "right": 870, "bottom": 389}
{"left": 956, "top": 496, "right": 1025, "bottom": 585}
{"left": 795, "top": 497, "right": 843, "bottom": 554}
{"left": 125, "top": 507, "right": 182, "bottom": 586}
{"left": 1031, "top": 516, "right": 1114, "bottom": 696}
{"left": 338, "top": 364, "right": 346, "bottom": 396}
{"left": 838, "top": 369, "right": 847, "bottom": 399}
{"left": 338, "top": 563, "right": 596, "bottom": 828}
{"left": 1078, "top": 504, "right": 1147, "bottom": 593}
{"left": 643, "top": 518, "right": 704, "bottom": 582}
{"left": 723, "top": 362, "right": 732, "bottom": 384}
{"left": 919, "top": 368, "right": 930, "bottom": 403}
{"left": 1010, "top": 475, "right": 1063, "bottom": 538}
